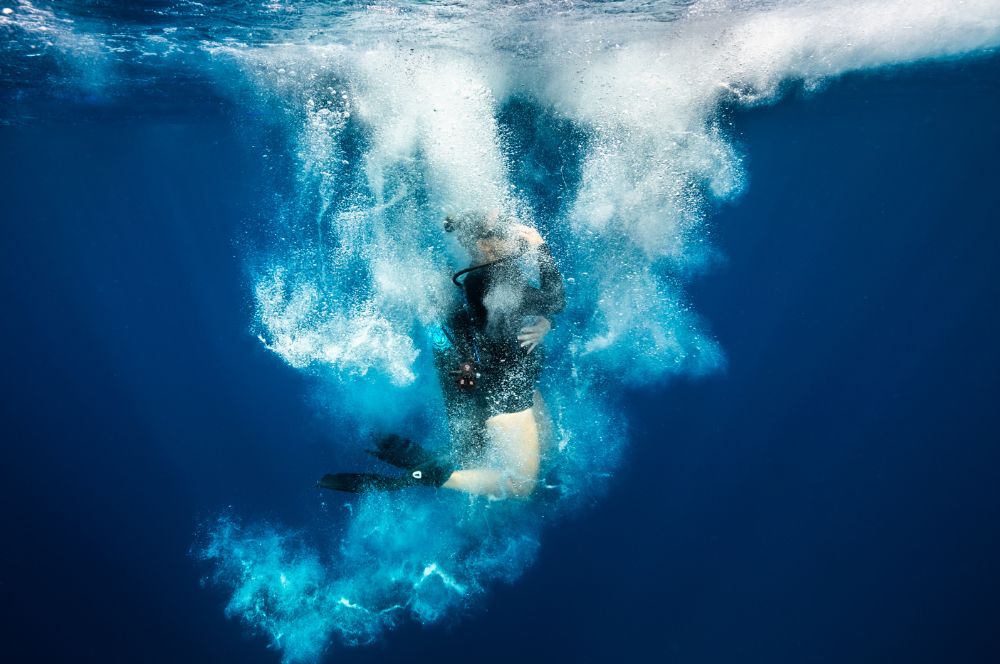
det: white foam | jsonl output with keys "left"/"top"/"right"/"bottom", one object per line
{"left": 221, "top": 0, "right": 1000, "bottom": 384}
{"left": 352, "top": 48, "right": 511, "bottom": 212}
{"left": 254, "top": 267, "right": 419, "bottom": 385}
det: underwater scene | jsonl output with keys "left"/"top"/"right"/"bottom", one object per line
{"left": 2, "top": 1, "right": 1000, "bottom": 662}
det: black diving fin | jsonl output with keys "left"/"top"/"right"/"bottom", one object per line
{"left": 366, "top": 434, "right": 436, "bottom": 469}
{"left": 318, "top": 435, "right": 455, "bottom": 493}
{"left": 317, "top": 473, "right": 412, "bottom": 493}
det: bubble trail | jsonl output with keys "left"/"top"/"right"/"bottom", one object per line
{"left": 197, "top": 2, "right": 1000, "bottom": 660}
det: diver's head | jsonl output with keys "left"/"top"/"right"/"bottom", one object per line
{"left": 444, "top": 208, "right": 514, "bottom": 258}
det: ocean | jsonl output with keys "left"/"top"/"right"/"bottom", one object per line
{"left": 2, "top": 2, "right": 999, "bottom": 662}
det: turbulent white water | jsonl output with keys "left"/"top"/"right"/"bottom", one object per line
{"left": 6, "top": 1, "right": 999, "bottom": 661}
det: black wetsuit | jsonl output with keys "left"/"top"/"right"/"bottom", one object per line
{"left": 444, "top": 244, "right": 565, "bottom": 417}
{"left": 320, "top": 247, "right": 565, "bottom": 493}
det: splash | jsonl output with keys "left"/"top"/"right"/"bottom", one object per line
{"left": 200, "top": 2, "right": 1000, "bottom": 656}
{"left": 199, "top": 497, "right": 540, "bottom": 663}
{"left": 10, "top": 0, "right": 999, "bottom": 661}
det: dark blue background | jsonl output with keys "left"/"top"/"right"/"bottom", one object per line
{"left": 2, "top": 55, "right": 998, "bottom": 663}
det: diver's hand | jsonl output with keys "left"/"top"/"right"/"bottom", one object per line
{"left": 512, "top": 224, "right": 545, "bottom": 249}
{"left": 517, "top": 316, "right": 552, "bottom": 354}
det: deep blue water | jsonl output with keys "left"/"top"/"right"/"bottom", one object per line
{"left": 3, "top": 31, "right": 1000, "bottom": 664}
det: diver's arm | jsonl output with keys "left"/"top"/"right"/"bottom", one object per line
{"left": 522, "top": 243, "right": 566, "bottom": 315}
{"left": 510, "top": 224, "right": 565, "bottom": 315}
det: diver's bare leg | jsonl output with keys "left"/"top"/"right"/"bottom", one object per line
{"left": 442, "top": 407, "right": 540, "bottom": 498}
{"left": 440, "top": 468, "right": 507, "bottom": 496}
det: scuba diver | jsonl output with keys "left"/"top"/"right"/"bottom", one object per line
{"left": 318, "top": 209, "right": 565, "bottom": 499}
